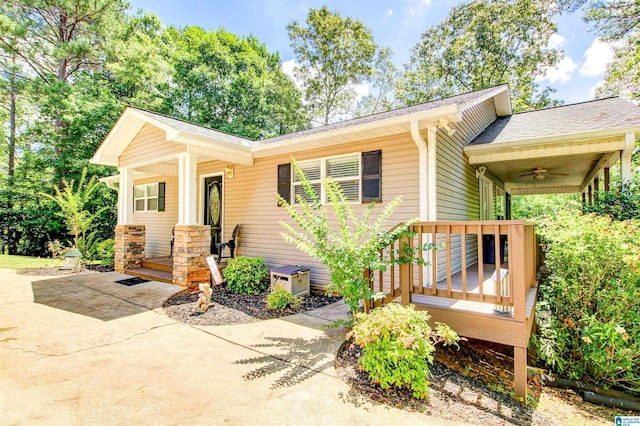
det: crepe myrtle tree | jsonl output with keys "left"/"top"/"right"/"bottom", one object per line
{"left": 277, "top": 159, "right": 434, "bottom": 317}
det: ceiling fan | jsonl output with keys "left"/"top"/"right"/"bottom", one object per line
{"left": 518, "top": 167, "right": 570, "bottom": 180}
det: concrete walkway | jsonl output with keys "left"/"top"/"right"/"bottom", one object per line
{"left": 0, "top": 269, "right": 456, "bottom": 425}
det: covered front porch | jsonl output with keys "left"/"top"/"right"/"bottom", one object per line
{"left": 92, "top": 107, "right": 253, "bottom": 288}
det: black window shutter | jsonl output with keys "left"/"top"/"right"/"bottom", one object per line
{"left": 361, "top": 150, "right": 382, "bottom": 203}
{"left": 158, "top": 182, "right": 166, "bottom": 212}
{"left": 277, "top": 164, "right": 291, "bottom": 206}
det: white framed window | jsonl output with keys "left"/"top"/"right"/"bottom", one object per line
{"left": 292, "top": 153, "right": 361, "bottom": 204}
{"left": 134, "top": 183, "right": 159, "bottom": 212}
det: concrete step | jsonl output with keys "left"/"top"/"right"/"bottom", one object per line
{"left": 125, "top": 267, "right": 173, "bottom": 284}
{"left": 141, "top": 258, "right": 172, "bottom": 273}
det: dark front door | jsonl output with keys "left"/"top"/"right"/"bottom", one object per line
{"left": 204, "top": 175, "right": 223, "bottom": 255}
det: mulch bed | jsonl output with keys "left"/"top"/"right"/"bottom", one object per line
{"left": 16, "top": 264, "right": 115, "bottom": 276}
{"left": 163, "top": 284, "right": 342, "bottom": 326}
{"left": 335, "top": 338, "right": 554, "bottom": 426}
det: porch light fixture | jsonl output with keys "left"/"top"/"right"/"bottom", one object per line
{"left": 533, "top": 173, "right": 546, "bottom": 180}
{"left": 437, "top": 118, "right": 456, "bottom": 137}
{"left": 225, "top": 165, "right": 234, "bottom": 179}
{"left": 476, "top": 165, "right": 487, "bottom": 179}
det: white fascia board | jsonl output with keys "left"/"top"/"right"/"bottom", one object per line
{"left": 506, "top": 184, "right": 583, "bottom": 195}
{"left": 457, "top": 85, "right": 511, "bottom": 116}
{"left": 252, "top": 104, "right": 460, "bottom": 158}
{"left": 91, "top": 108, "right": 146, "bottom": 166}
{"left": 187, "top": 143, "right": 254, "bottom": 166}
{"left": 465, "top": 127, "right": 640, "bottom": 157}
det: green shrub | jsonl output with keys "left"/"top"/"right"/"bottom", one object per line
{"left": 223, "top": 256, "right": 268, "bottom": 295}
{"left": 533, "top": 212, "right": 640, "bottom": 395}
{"left": 267, "top": 286, "right": 301, "bottom": 311}
{"left": 277, "top": 159, "right": 426, "bottom": 315}
{"left": 96, "top": 239, "right": 115, "bottom": 266}
{"left": 351, "top": 303, "right": 459, "bottom": 399}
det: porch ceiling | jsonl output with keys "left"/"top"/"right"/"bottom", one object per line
{"left": 466, "top": 135, "right": 626, "bottom": 195}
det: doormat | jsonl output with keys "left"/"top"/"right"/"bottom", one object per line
{"left": 115, "top": 277, "right": 150, "bottom": 286}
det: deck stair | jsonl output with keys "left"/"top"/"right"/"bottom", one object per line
{"left": 125, "top": 257, "right": 173, "bottom": 284}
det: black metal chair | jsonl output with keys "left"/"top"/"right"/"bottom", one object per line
{"left": 216, "top": 224, "right": 240, "bottom": 264}
{"left": 168, "top": 226, "right": 175, "bottom": 258}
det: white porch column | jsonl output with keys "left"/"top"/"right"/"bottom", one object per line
{"left": 118, "top": 167, "right": 134, "bottom": 224}
{"left": 177, "top": 152, "right": 198, "bottom": 225}
{"left": 620, "top": 133, "right": 635, "bottom": 184}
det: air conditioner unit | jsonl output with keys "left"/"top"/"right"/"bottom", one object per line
{"left": 270, "top": 265, "right": 310, "bottom": 297}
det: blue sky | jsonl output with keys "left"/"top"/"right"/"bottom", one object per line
{"left": 128, "top": 0, "right": 613, "bottom": 105}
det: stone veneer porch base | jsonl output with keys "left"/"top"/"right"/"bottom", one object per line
{"left": 172, "top": 225, "right": 211, "bottom": 289}
{"left": 114, "top": 224, "right": 145, "bottom": 273}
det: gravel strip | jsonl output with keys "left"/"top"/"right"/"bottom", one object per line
{"left": 163, "top": 285, "right": 343, "bottom": 326}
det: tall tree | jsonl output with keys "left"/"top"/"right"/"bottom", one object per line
{"left": 556, "top": 0, "right": 639, "bottom": 40}
{"left": 0, "top": 0, "right": 128, "bottom": 181}
{"left": 556, "top": 1, "right": 639, "bottom": 102}
{"left": 397, "top": 0, "right": 562, "bottom": 112}
{"left": 287, "top": 6, "right": 382, "bottom": 125}
{"left": 355, "top": 47, "right": 398, "bottom": 117}
{"left": 161, "top": 26, "right": 307, "bottom": 139}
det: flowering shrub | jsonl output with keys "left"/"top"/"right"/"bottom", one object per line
{"left": 533, "top": 212, "right": 640, "bottom": 395}
{"left": 277, "top": 159, "right": 423, "bottom": 315}
{"left": 350, "top": 303, "right": 459, "bottom": 399}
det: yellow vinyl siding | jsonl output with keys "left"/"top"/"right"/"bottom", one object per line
{"left": 435, "top": 99, "right": 499, "bottom": 281}
{"left": 131, "top": 176, "right": 178, "bottom": 257}
{"left": 119, "top": 124, "right": 185, "bottom": 167}
{"left": 197, "top": 134, "right": 419, "bottom": 287}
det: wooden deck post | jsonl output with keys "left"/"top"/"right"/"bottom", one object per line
{"left": 400, "top": 237, "right": 411, "bottom": 306}
{"left": 514, "top": 346, "right": 528, "bottom": 401}
{"left": 604, "top": 167, "right": 610, "bottom": 192}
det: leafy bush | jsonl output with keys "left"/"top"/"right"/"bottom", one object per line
{"left": 533, "top": 212, "right": 640, "bottom": 395}
{"left": 223, "top": 256, "right": 268, "bottom": 295}
{"left": 350, "top": 303, "right": 459, "bottom": 399}
{"left": 267, "top": 286, "right": 301, "bottom": 311}
{"left": 277, "top": 159, "right": 422, "bottom": 315}
{"left": 584, "top": 184, "right": 640, "bottom": 221}
{"left": 96, "top": 239, "right": 115, "bottom": 266}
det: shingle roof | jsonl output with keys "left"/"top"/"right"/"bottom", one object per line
{"left": 261, "top": 85, "right": 507, "bottom": 144}
{"left": 130, "top": 107, "right": 254, "bottom": 146}
{"left": 469, "top": 97, "right": 640, "bottom": 146}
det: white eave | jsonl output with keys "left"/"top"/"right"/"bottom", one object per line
{"left": 90, "top": 107, "right": 254, "bottom": 167}
{"left": 91, "top": 85, "right": 512, "bottom": 166}
{"left": 464, "top": 126, "right": 640, "bottom": 165}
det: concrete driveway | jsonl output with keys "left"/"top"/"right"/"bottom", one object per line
{"left": 0, "top": 269, "right": 454, "bottom": 425}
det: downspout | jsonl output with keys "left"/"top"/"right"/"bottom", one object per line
{"left": 410, "top": 120, "right": 438, "bottom": 221}
{"left": 410, "top": 120, "right": 429, "bottom": 221}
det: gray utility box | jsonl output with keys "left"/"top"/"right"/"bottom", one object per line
{"left": 270, "top": 265, "right": 310, "bottom": 297}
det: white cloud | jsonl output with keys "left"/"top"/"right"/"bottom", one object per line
{"left": 353, "top": 82, "right": 371, "bottom": 101}
{"left": 386, "top": 8, "right": 393, "bottom": 17}
{"left": 537, "top": 56, "right": 577, "bottom": 84}
{"left": 422, "top": 0, "right": 431, "bottom": 4}
{"left": 408, "top": 7, "right": 416, "bottom": 16}
{"left": 589, "top": 79, "right": 605, "bottom": 99}
{"left": 548, "top": 33, "right": 565, "bottom": 49}
{"left": 579, "top": 39, "right": 614, "bottom": 77}
{"left": 281, "top": 59, "right": 305, "bottom": 91}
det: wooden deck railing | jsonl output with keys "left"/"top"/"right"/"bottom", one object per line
{"left": 367, "top": 221, "right": 538, "bottom": 321}
{"left": 365, "top": 220, "right": 539, "bottom": 401}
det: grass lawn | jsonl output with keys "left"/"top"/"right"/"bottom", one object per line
{"left": 0, "top": 255, "right": 58, "bottom": 270}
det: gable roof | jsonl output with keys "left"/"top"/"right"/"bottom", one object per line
{"left": 91, "top": 84, "right": 512, "bottom": 166}
{"left": 469, "top": 97, "right": 640, "bottom": 147}
{"left": 261, "top": 85, "right": 511, "bottom": 145}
